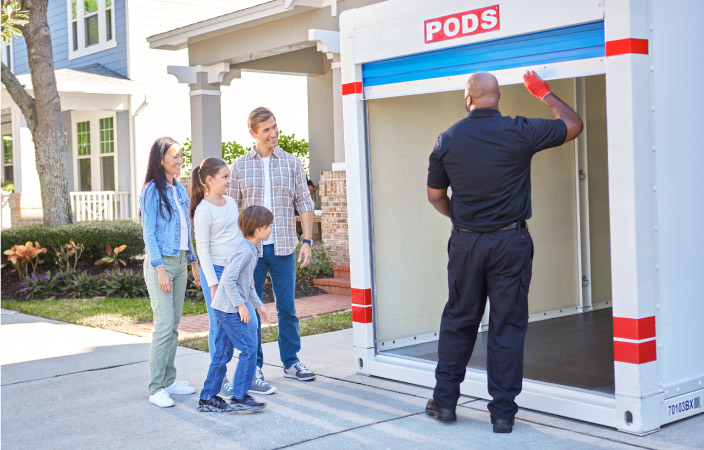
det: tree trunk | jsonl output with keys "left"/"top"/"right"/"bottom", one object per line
{"left": 9, "top": 0, "right": 73, "bottom": 225}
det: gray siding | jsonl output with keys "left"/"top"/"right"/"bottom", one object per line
{"left": 116, "top": 110, "right": 130, "bottom": 194}
{"left": 13, "top": 0, "right": 128, "bottom": 77}
{"left": 62, "top": 111, "right": 74, "bottom": 191}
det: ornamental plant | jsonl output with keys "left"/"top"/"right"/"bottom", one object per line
{"left": 3, "top": 241, "right": 47, "bottom": 279}
{"left": 54, "top": 239, "right": 85, "bottom": 273}
{"left": 95, "top": 244, "right": 127, "bottom": 268}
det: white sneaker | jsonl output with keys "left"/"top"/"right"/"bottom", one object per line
{"left": 149, "top": 389, "right": 175, "bottom": 408}
{"left": 165, "top": 380, "right": 196, "bottom": 395}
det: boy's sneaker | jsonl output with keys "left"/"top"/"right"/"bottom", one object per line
{"left": 165, "top": 380, "right": 196, "bottom": 395}
{"left": 197, "top": 396, "right": 232, "bottom": 413}
{"left": 248, "top": 367, "right": 277, "bottom": 395}
{"left": 230, "top": 395, "right": 265, "bottom": 412}
{"left": 219, "top": 380, "right": 234, "bottom": 400}
{"left": 149, "top": 389, "right": 174, "bottom": 408}
{"left": 284, "top": 362, "right": 316, "bottom": 381}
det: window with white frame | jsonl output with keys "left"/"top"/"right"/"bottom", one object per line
{"left": 1, "top": 40, "right": 12, "bottom": 72}
{"left": 67, "top": 0, "right": 116, "bottom": 60}
{"left": 3, "top": 135, "right": 13, "bottom": 185}
{"left": 99, "top": 117, "right": 115, "bottom": 191}
{"left": 74, "top": 113, "right": 117, "bottom": 192}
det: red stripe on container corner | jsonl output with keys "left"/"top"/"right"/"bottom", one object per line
{"left": 614, "top": 340, "right": 657, "bottom": 364}
{"left": 352, "top": 305, "right": 373, "bottom": 323}
{"left": 613, "top": 316, "right": 656, "bottom": 340}
{"left": 351, "top": 288, "right": 372, "bottom": 306}
{"left": 605, "top": 38, "right": 648, "bottom": 56}
{"left": 342, "top": 82, "right": 363, "bottom": 95}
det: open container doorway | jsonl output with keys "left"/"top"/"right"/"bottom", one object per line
{"left": 371, "top": 74, "right": 614, "bottom": 395}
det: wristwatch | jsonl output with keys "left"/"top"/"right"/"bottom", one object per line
{"left": 302, "top": 239, "right": 313, "bottom": 246}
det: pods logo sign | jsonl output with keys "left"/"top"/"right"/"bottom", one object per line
{"left": 424, "top": 5, "right": 500, "bottom": 44}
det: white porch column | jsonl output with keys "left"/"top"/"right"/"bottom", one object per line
{"left": 331, "top": 57, "right": 345, "bottom": 165}
{"left": 168, "top": 63, "right": 240, "bottom": 165}
{"left": 310, "top": 29, "right": 345, "bottom": 167}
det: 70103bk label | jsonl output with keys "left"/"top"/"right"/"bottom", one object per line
{"left": 668, "top": 396, "right": 701, "bottom": 416}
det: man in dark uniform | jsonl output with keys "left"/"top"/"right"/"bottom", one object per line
{"left": 424, "top": 71, "right": 583, "bottom": 433}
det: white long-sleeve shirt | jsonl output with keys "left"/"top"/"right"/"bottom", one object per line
{"left": 193, "top": 196, "right": 242, "bottom": 287}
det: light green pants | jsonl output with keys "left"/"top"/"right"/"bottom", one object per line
{"left": 144, "top": 252, "right": 188, "bottom": 394}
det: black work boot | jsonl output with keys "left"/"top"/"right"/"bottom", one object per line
{"left": 425, "top": 399, "right": 457, "bottom": 423}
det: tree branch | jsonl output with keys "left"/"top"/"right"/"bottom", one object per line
{"left": 1, "top": 62, "right": 37, "bottom": 134}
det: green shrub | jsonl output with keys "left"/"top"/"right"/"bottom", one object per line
{"left": 295, "top": 242, "right": 333, "bottom": 281}
{"left": 1, "top": 220, "right": 144, "bottom": 266}
{"left": 19, "top": 272, "right": 69, "bottom": 300}
{"left": 63, "top": 271, "right": 101, "bottom": 299}
{"left": 181, "top": 132, "right": 309, "bottom": 175}
{"left": 99, "top": 269, "right": 148, "bottom": 298}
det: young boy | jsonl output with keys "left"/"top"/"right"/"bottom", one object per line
{"left": 198, "top": 205, "right": 274, "bottom": 412}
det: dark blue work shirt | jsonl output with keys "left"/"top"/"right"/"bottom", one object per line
{"left": 427, "top": 108, "right": 567, "bottom": 232}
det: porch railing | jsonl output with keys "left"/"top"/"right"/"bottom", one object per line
{"left": 70, "top": 191, "right": 130, "bottom": 222}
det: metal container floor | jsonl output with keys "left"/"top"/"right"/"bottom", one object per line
{"left": 382, "top": 308, "right": 615, "bottom": 394}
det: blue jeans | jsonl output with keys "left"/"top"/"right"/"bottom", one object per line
{"left": 200, "top": 303, "right": 259, "bottom": 400}
{"left": 254, "top": 244, "right": 300, "bottom": 369}
{"left": 200, "top": 265, "right": 232, "bottom": 381}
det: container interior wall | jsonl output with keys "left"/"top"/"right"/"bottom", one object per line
{"left": 369, "top": 78, "right": 584, "bottom": 344}
{"left": 584, "top": 75, "right": 612, "bottom": 304}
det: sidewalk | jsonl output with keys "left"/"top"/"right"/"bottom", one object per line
{"left": 2, "top": 309, "right": 703, "bottom": 450}
{"left": 105, "top": 293, "right": 351, "bottom": 338}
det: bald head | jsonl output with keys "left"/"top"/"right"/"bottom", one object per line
{"left": 465, "top": 72, "right": 500, "bottom": 111}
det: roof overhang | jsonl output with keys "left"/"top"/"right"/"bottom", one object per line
{"left": 147, "top": 0, "right": 334, "bottom": 51}
{"left": 8, "top": 68, "right": 138, "bottom": 96}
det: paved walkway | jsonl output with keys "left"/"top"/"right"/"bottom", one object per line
{"left": 106, "top": 293, "right": 350, "bottom": 338}
{"left": 3, "top": 309, "right": 703, "bottom": 450}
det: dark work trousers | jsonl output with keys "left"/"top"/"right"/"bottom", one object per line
{"left": 433, "top": 226, "right": 534, "bottom": 420}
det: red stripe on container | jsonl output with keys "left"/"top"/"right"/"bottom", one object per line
{"left": 342, "top": 82, "right": 363, "bottom": 95}
{"left": 613, "top": 316, "right": 656, "bottom": 340}
{"left": 351, "top": 288, "right": 372, "bottom": 306}
{"left": 352, "top": 305, "right": 373, "bottom": 323}
{"left": 614, "top": 340, "right": 657, "bottom": 364}
{"left": 605, "top": 38, "right": 648, "bottom": 56}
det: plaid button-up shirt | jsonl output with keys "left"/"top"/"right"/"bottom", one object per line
{"left": 228, "top": 147, "right": 314, "bottom": 256}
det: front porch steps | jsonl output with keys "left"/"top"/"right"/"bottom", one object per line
{"left": 313, "top": 265, "right": 351, "bottom": 296}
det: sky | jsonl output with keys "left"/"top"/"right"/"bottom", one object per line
{"left": 220, "top": 71, "right": 309, "bottom": 148}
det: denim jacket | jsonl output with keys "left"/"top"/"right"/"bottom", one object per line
{"left": 139, "top": 180, "right": 198, "bottom": 268}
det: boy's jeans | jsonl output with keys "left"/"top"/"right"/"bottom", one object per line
{"left": 144, "top": 252, "right": 188, "bottom": 395}
{"left": 200, "top": 265, "right": 231, "bottom": 379}
{"left": 253, "top": 244, "right": 300, "bottom": 370}
{"left": 200, "top": 302, "right": 259, "bottom": 400}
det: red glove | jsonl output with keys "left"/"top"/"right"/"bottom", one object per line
{"left": 523, "top": 70, "right": 551, "bottom": 100}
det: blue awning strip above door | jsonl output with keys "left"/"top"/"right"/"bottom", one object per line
{"left": 362, "top": 21, "right": 605, "bottom": 88}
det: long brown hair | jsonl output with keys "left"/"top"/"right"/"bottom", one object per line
{"left": 142, "top": 137, "right": 179, "bottom": 220}
{"left": 190, "top": 157, "right": 228, "bottom": 221}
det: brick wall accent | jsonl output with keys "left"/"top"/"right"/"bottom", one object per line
{"left": 319, "top": 170, "right": 349, "bottom": 266}
{"left": 8, "top": 193, "right": 43, "bottom": 227}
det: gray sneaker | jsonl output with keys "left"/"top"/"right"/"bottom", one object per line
{"left": 218, "top": 379, "right": 234, "bottom": 400}
{"left": 248, "top": 368, "right": 277, "bottom": 395}
{"left": 284, "top": 362, "right": 316, "bottom": 381}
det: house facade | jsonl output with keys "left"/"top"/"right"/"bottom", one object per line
{"left": 0, "top": 0, "right": 244, "bottom": 227}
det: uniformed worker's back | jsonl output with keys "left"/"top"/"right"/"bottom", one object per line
{"left": 427, "top": 108, "right": 567, "bottom": 232}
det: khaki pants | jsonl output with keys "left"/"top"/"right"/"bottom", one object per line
{"left": 144, "top": 252, "right": 188, "bottom": 394}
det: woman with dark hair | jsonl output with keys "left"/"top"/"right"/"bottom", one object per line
{"left": 140, "top": 137, "right": 200, "bottom": 408}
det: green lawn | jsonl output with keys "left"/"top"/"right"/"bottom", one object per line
{"left": 2, "top": 297, "right": 351, "bottom": 350}
{"left": 1, "top": 298, "right": 207, "bottom": 328}
{"left": 178, "top": 310, "right": 352, "bottom": 352}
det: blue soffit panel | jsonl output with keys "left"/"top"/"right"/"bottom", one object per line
{"left": 362, "top": 21, "right": 605, "bottom": 88}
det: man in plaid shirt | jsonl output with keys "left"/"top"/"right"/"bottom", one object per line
{"left": 229, "top": 107, "right": 316, "bottom": 394}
